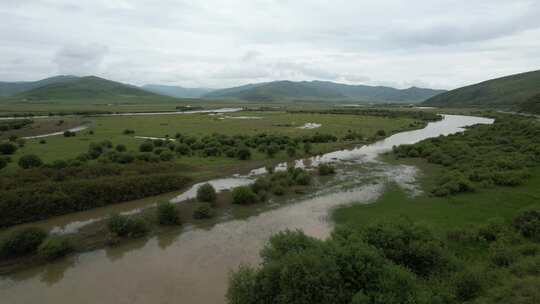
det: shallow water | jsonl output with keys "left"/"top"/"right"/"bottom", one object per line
{"left": 0, "top": 114, "right": 493, "bottom": 304}
{"left": 22, "top": 125, "right": 89, "bottom": 139}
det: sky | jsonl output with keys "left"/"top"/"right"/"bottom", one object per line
{"left": 1, "top": 0, "right": 539, "bottom": 90}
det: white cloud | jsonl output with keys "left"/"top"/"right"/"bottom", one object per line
{"left": 0, "top": 0, "right": 539, "bottom": 89}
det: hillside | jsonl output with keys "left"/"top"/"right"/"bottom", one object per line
{"left": 0, "top": 75, "right": 78, "bottom": 97}
{"left": 204, "top": 80, "right": 444, "bottom": 102}
{"left": 9, "top": 76, "right": 177, "bottom": 103}
{"left": 141, "top": 84, "right": 213, "bottom": 98}
{"left": 520, "top": 93, "right": 540, "bottom": 114}
{"left": 423, "top": 70, "right": 540, "bottom": 109}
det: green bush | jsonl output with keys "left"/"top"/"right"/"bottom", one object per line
{"left": 38, "top": 235, "right": 73, "bottom": 260}
{"left": 513, "top": 207, "right": 540, "bottom": 241}
{"left": 0, "top": 142, "right": 17, "bottom": 155}
{"left": 232, "top": 186, "right": 258, "bottom": 205}
{"left": 18, "top": 154, "right": 43, "bottom": 169}
{"left": 157, "top": 202, "right": 180, "bottom": 225}
{"left": 237, "top": 147, "right": 251, "bottom": 160}
{"left": 159, "top": 151, "right": 175, "bottom": 161}
{"left": 318, "top": 164, "right": 336, "bottom": 176}
{"left": 197, "top": 183, "right": 217, "bottom": 203}
{"left": 0, "top": 227, "right": 47, "bottom": 258}
{"left": 139, "top": 141, "right": 154, "bottom": 152}
{"left": 452, "top": 269, "right": 484, "bottom": 301}
{"left": 115, "top": 144, "right": 127, "bottom": 152}
{"left": 489, "top": 243, "right": 517, "bottom": 267}
{"left": 0, "top": 157, "right": 6, "bottom": 170}
{"left": 107, "top": 214, "right": 149, "bottom": 238}
{"left": 294, "top": 171, "right": 312, "bottom": 186}
{"left": 193, "top": 203, "right": 213, "bottom": 219}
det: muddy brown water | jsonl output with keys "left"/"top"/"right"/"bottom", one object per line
{"left": 0, "top": 115, "right": 493, "bottom": 304}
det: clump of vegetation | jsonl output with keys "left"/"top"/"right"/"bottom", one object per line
{"left": 232, "top": 186, "right": 258, "bottom": 205}
{"left": 38, "top": 235, "right": 73, "bottom": 260}
{"left": 513, "top": 207, "right": 540, "bottom": 241}
{"left": 197, "top": 183, "right": 217, "bottom": 203}
{"left": 18, "top": 154, "right": 43, "bottom": 169}
{"left": 318, "top": 163, "right": 336, "bottom": 176}
{"left": 0, "top": 142, "right": 17, "bottom": 155}
{"left": 107, "top": 214, "right": 149, "bottom": 238}
{"left": 193, "top": 203, "right": 213, "bottom": 219}
{"left": 393, "top": 117, "right": 540, "bottom": 196}
{"left": 0, "top": 227, "right": 47, "bottom": 258}
{"left": 63, "top": 130, "right": 76, "bottom": 137}
{"left": 123, "top": 129, "right": 135, "bottom": 135}
{"left": 157, "top": 201, "right": 180, "bottom": 225}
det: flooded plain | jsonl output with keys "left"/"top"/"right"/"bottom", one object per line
{"left": 0, "top": 114, "right": 493, "bottom": 304}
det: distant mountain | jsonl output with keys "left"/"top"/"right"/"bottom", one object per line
{"left": 423, "top": 70, "right": 540, "bottom": 111}
{"left": 141, "top": 84, "right": 213, "bottom": 98}
{"left": 204, "top": 80, "right": 445, "bottom": 103}
{"left": 8, "top": 76, "right": 177, "bottom": 104}
{"left": 0, "top": 75, "right": 79, "bottom": 97}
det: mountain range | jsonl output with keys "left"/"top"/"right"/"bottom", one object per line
{"left": 204, "top": 80, "right": 445, "bottom": 102}
{"left": 0, "top": 75, "right": 445, "bottom": 104}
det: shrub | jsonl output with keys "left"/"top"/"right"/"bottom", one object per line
{"left": 376, "top": 129, "right": 386, "bottom": 136}
{"left": 272, "top": 185, "right": 286, "bottom": 196}
{"left": 237, "top": 147, "right": 251, "bottom": 160}
{"left": 63, "top": 130, "right": 76, "bottom": 137}
{"left": 0, "top": 157, "right": 7, "bottom": 170}
{"left": 303, "top": 142, "right": 312, "bottom": 154}
{"left": 175, "top": 143, "right": 191, "bottom": 156}
{"left": 159, "top": 151, "right": 175, "bottom": 161}
{"left": 513, "top": 207, "right": 540, "bottom": 241}
{"left": 318, "top": 164, "right": 335, "bottom": 176}
{"left": 294, "top": 171, "right": 312, "bottom": 186}
{"left": 0, "top": 227, "right": 47, "bottom": 258}
{"left": 197, "top": 183, "right": 217, "bottom": 203}
{"left": 489, "top": 244, "right": 517, "bottom": 267}
{"left": 107, "top": 214, "right": 149, "bottom": 238}
{"left": 139, "top": 141, "right": 154, "bottom": 152}
{"left": 0, "top": 142, "right": 17, "bottom": 155}
{"left": 251, "top": 177, "right": 271, "bottom": 194}
{"left": 115, "top": 144, "right": 127, "bottom": 152}
{"left": 286, "top": 146, "right": 296, "bottom": 157}
{"left": 16, "top": 138, "right": 25, "bottom": 147}
{"left": 39, "top": 139, "right": 46, "bottom": 144}
{"left": 193, "top": 203, "right": 213, "bottom": 219}
{"left": 18, "top": 154, "right": 43, "bottom": 169}
{"left": 38, "top": 235, "right": 73, "bottom": 260}
{"left": 452, "top": 269, "right": 484, "bottom": 301}
{"left": 232, "top": 186, "right": 258, "bottom": 205}
{"left": 157, "top": 202, "right": 180, "bottom": 225}
{"left": 123, "top": 129, "right": 135, "bottom": 135}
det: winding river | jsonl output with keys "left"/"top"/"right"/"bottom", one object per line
{"left": 0, "top": 114, "right": 493, "bottom": 304}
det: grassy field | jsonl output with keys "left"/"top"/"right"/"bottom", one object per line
{"left": 333, "top": 158, "right": 540, "bottom": 235}
{"left": 3, "top": 111, "right": 419, "bottom": 169}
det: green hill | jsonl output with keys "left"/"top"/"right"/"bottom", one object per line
{"left": 520, "top": 93, "right": 540, "bottom": 114}
{"left": 0, "top": 75, "right": 78, "bottom": 97}
{"left": 423, "top": 70, "right": 540, "bottom": 111}
{"left": 7, "top": 76, "right": 177, "bottom": 104}
{"left": 204, "top": 80, "right": 444, "bottom": 103}
{"left": 141, "top": 84, "right": 213, "bottom": 98}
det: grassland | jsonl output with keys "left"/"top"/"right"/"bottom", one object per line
{"left": 3, "top": 111, "right": 419, "bottom": 169}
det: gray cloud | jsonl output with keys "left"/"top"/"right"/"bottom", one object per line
{"left": 0, "top": 0, "right": 539, "bottom": 89}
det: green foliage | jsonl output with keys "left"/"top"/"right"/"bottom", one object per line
{"left": 0, "top": 142, "right": 17, "bottom": 155}
{"left": 197, "top": 183, "right": 217, "bottom": 203}
{"left": 193, "top": 203, "right": 213, "bottom": 219}
{"left": 108, "top": 214, "right": 149, "bottom": 238}
{"left": 513, "top": 207, "right": 540, "bottom": 241}
{"left": 115, "top": 144, "right": 127, "bottom": 152}
{"left": 232, "top": 186, "right": 258, "bottom": 205}
{"left": 139, "top": 141, "right": 154, "bottom": 152}
{"left": 318, "top": 163, "right": 336, "bottom": 176}
{"left": 38, "top": 235, "right": 73, "bottom": 260}
{"left": 157, "top": 201, "right": 180, "bottom": 225}
{"left": 0, "top": 227, "right": 47, "bottom": 258}
{"left": 18, "top": 154, "right": 43, "bottom": 169}
{"left": 394, "top": 117, "right": 540, "bottom": 196}
{"left": 452, "top": 269, "right": 485, "bottom": 301}
{"left": 0, "top": 172, "right": 191, "bottom": 227}
{"left": 0, "top": 157, "right": 7, "bottom": 170}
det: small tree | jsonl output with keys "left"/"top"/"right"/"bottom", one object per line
{"left": 193, "top": 203, "right": 213, "bottom": 219}
{"left": 157, "top": 202, "right": 180, "bottom": 225}
{"left": 286, "top": 146, "right": 296, "bottom": 157}
{"left": 18, "top": 154, "right": 43, "bottom": 169}
{"left": 116, "top": 144, "right": 127, "bottom": 152}
{"left": 0, "top": 227, "right": 47, "bottom": 258}
{"left": 0, "top": 142, "right": 17, "bottom": 155}
{"left": 197, "top": 183, "right": 217, "bottom": 203}
{"left": 139, "top": 141, "right": 154, "bottom": 152}
{"left": 376, "top": 129, "right": 386, "bottom": 137}
{"left": 237, "top": 147, "right": 251, "bottom": 160}
{"left": 303, "top": 142, "right": 312, "bottom": 154}
{"left": 232, "top": 186, "right": 258, "bottom": 205}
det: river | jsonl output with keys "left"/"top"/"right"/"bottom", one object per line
{"left": 0, "top": 114, "right": 493, "bottom": 304}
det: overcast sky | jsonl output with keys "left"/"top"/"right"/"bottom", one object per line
{"left": 1, "top": 0, "right": 539, "bottom": 89}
